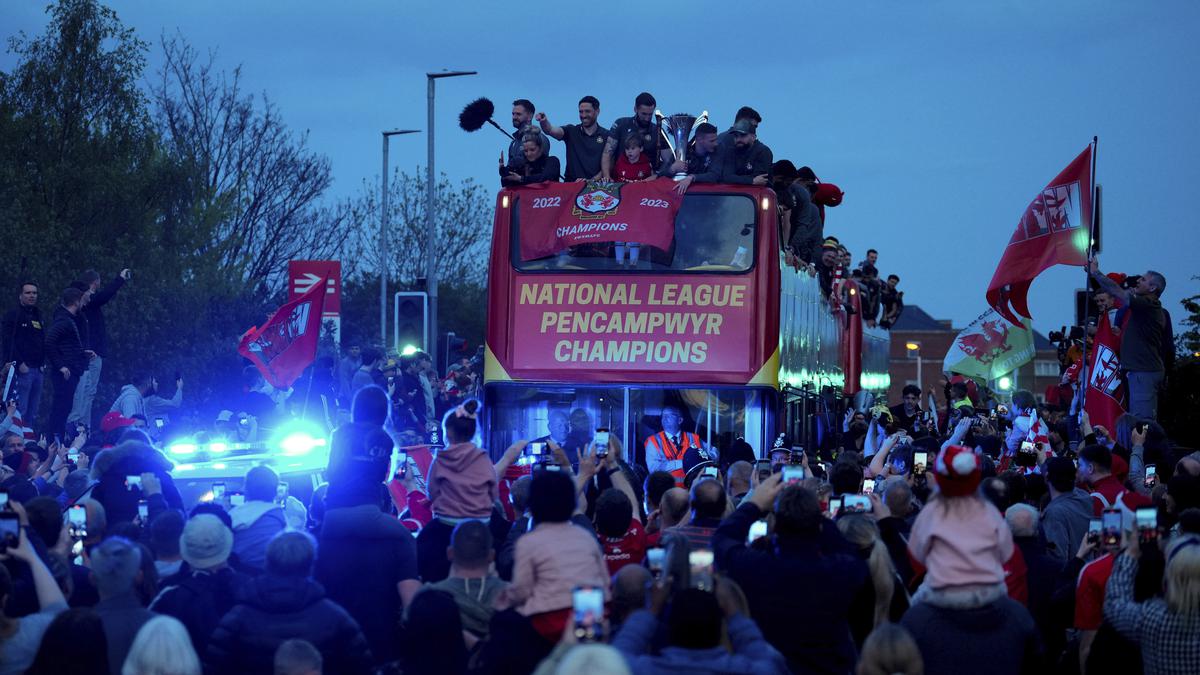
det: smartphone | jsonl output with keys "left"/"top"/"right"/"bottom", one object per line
{"left": 0, "top": 512, "right": 19, "bottom": 549}
{"left": 0, "top": 490, "right": 7, "bottom": 510}
{"left": 67, "top": 449, "right": 79, "bottom": 463}
{"left": 913, "top": 451, "right": 928, "bottom": 475}
{"left": 525, "top": 441, "right": 546, "bottom": 457}
{"left": 1144, "top": 465, "right": 1157, "bottom": 488}
{"left": 572, "top": 586, "right": 605, "bottom": 642}
{"left": 862, "top": 477, "right": 877, "bottom": 495}
{"left": 154, "top": 418, "right": 165, "bottom": 429}
{"left": 827, "top": 496, "right": 843, "bottom": 519}
{"left": 212, "top": 482, "right": 226, "bottom": 500}
{"left": 782, "top": 465, "right": 805, "bottom": 485}
{"left": 1019, "top": 441, "right": 1037, "bottom": 454}
{"left": 125, "top": 475, "right": 142, "bottom": 491}
{"left": 1136, "top": 507, "right": 1158, "bottom": 542}
{"left": 701, "top": 466, "right": 719, "bottom": 479}
{"left": 1087, "top": 518, "right": 1102, "bottom": 545}
{"left": 755, "top": 459, "right": 772, "bottom": 481}
{"left": 689, "top": 549, "right": 715, "bottom": 591}
{"left": 645, "top": 547, "right": 665, "bottom": 578}
{"left": 1101, "top": 508, "right": 1122, "bottom": 548}
{"left": 276, "top": 483, "right": 289, "bottom": 504}
{"left": 395, "top": 452, "right": 409, "bottom": 479}
{"left": 843, "top": 494, "right": 871, "bottom": 514}
{"left": 230, "top": 492, "right": 245, "bottom": 507}
{"left": 68, "top": 504, "right": 88, "bottom": 539}
{"left": 137, "top": 500, "right": 149, "bottom": 520}
{"left": 593, "top": 429, "right": 610, "bottom": 451}
{"left": 747, "top": 520, "right": 769, "bottom": 544}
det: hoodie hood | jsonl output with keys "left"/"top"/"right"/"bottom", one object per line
{"left": 244, "top": 574, "right": 326, "bottom": 613}
{"left": 230, "top": 501, "right": 286, "bottom": 531}
{"left": 435, "top": 442, "right": 490, "bottom": 473}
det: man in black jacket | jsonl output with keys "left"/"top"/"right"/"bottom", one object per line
{"left": 44, "top": 287, "right": 88, "bottom": 439}
{"left": 1, "top": 282, "right": 45, "bottom": 427}
{"left": 68, "top": 268, "right": 130, "bottom": 427}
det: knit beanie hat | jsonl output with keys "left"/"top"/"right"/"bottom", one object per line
{"left": 933, "top": 445, "right": 982, "bottom": 497}
{"left": 179, "top": 514, "right": 233, "bottom": 570}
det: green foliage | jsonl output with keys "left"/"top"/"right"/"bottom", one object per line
{"left": 1177, "top": 275, "right": 1200, "bottom": 356}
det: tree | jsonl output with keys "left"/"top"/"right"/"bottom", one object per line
{"left": 1177, "top": 275, "right": 1200, "bottom": 356}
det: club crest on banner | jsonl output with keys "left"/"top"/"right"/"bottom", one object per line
{"left": 1010, "top": 180, "right": 1084, "bottom": 244}
{"left": 956, "top": 319, "right": 1012, "bottom": 365}
{"left": 1089, "top": 343, "right": 1122, "bottom": 398}
{"left": 573, "top": 181, "right": 622, "bottom": 219}
{"left": 246, "top": 300, "right": 313, "bottom": 362}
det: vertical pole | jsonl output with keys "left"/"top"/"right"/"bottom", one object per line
{"left": 381, "top": 134, "right": 390, "bottom": 349}
{"left": 426, "top": 77, "right": 439, "bottom": 368}
{"left": 1078, "top": 136, "right": 1098, "bottom": 416}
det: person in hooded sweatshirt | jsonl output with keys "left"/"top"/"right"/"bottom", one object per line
{"left": 230, "top": 465, "right": 289, "bottom": 571}
{"left": 417, "top": 398, "right": 504, "bottom": 582}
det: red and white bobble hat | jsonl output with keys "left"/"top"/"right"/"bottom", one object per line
{"left": 933, "top": 444, "right": 982, "bottom": 497}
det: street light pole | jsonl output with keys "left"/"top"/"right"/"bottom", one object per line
{"left": 906, "top": 342, "right": 922, "bottom": 392}
{"left": 381, "top": 129, "right": 419, "bottom": 349}
{"left": 426, "top": 70, "right": 476, "bottom": 369}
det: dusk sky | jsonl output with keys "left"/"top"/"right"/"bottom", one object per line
{"left": 4, "top": 0, "right": 1197, "bottom": 336}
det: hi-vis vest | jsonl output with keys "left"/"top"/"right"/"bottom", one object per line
{"left": 646, "top": 431, "right": 701, "bottom": 485}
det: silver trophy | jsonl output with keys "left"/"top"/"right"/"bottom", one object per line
{"left": 656, "top": 110, "right": 709, "bottom": 180}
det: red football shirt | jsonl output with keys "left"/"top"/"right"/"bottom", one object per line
{"left": 600, "top": 518, "right": 648, "bottom": 575}
{"left": 1074, "top": 553, "right": 1115, "bottom": 630}
{"left": 614, "top": 154, "right": 652, "bottom": 182}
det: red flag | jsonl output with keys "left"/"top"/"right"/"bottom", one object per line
{"left": 987, "top": 146, "right": 1093, "bottom": 326}
{"left": 238, "top": 276, "right": 329, "bottom": 388}
{"left": 1084, "top": 305, "right": 1127, "bottom": 431}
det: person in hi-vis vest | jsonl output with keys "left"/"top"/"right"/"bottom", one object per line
{"left": 644, "top": 405, "right": 714, "bottom": 485}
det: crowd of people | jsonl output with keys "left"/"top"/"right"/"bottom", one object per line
{"left": 0, "top": 354, "right": 1196, "bottom": 674}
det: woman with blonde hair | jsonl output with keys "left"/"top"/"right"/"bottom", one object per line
{"left": 838, "top": 513, "right": 907, "bottom": 647}
{"left": 856, "top": 622, "right": 924, "bottom": 675}
{"left": 1104, "top": 533, "right": 1200, "bottom": 674}
{"left": 122, "top": 615, "right": 201, "bottom": 675}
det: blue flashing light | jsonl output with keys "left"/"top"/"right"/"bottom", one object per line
{"left": 168, "top": 443, "right": 198, "bottom": 457}
{"left": 400, "top": 344, "right": 419, "bottom": 356}
{"left": 208, "top": 442, "right": 229, "bottom": 454}
{"left": 270, "top": 420, "right": 330, "bottom": 459}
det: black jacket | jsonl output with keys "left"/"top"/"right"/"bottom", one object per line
{"left": 150, "top": 566, "right": 249, "bottom": 655}
{"left": 1, "top": 304, "right": 45, "bottom": 368}
{"left": 80, "top": 275, "right": 124, "bottom": 357}
{"left": 206, "top": 574, "right": 373, "bottom": 675}
{"left": 501, "top": 154, "right": 561, "bottom": 186}
{"left": 89, "top": 442, "right": 185, "bottom": 525}
{"left": 43, "top": 305, "right": 88, "bottom": 374}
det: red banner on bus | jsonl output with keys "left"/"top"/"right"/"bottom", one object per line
{"left": 517, "top": 179, "right": 683, "bottom": 261}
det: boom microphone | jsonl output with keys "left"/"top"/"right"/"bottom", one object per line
{"left": 458, "top": 97, "right": 514, "bottom": 140}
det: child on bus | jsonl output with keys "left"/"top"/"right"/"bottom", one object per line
{"left": 613, "top": 134, "right": 653, "bottom": 182}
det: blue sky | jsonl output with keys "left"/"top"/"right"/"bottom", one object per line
{"left": 3, "top": 0, "right": 1198, "bottom": 335}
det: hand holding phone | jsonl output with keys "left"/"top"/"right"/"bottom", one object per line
{"left": 572, "top": 586, "right": 605, "bottom": 643}
{"left": 1101, "top": 508, "right": 1122, "bottom": 549}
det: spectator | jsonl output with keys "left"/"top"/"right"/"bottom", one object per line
{"left": 890, "top": 385, "right": 924, "bottom": 435}
{"left": 121, "top": 615, "right": 201, "bottom": 675}
{"left": 337, "top": 343, "right": 362, "bottom": 406}
{"left": 1078, "top": 444, "right": 1125, "bottom": 514}
{"left": 89, "top": 441, "right": 185, "bottom": 525}
{"left": 609, "top": 564, "right": 652, "bottom": 632}
{"left": 613, "top": 134, "right": 653, "bottom": 182}
{"left": 275, "top": 639, "right": 324, "bottom": 675}
{"left": 537, "top": 95, "right": 609, "bottom": 182}
{"left": 109, "top": 373, "right": 153, "bottom": 419}
{"left": 142, "top": 376, "right": 183, "bottom": 430}
{"left": 838, "top": 514, "right": 907, "bottom": 648}
{"left": 1005, "top": 503, "right": 1065, "bottom": 660}
{"left": 420, "top": 399, "right": 501, "bottom": 582}
{"left": 146, "top": 510, "right": 186, "bottom": 579}
{"left": 879, "top": 274, "right": 905, "bottom": 329}
{"left": 601, "top": 92, "right": 663, "bottom": 179}
{"left": 0, "top": 515, "right": 69, "bottom": 675}
{"left": 44, "top": 287, "right": 88, "bottom": 439}
{"left": 856, "top": 622, "right": 924, "bottom": 675}
{"left": 1104, "top": 534, "right": 1200, "bottom": 674}
{"left": 207, "top": 531, "right": 373, "bottom": 675}
{"left": 1041, "top": 456, "right": 1094, "bottom": 560}
{"left": 556, "top": 644, "right": 632, "bottom": 675}
{"left": 350, "top": 347, "right": 382, "bottom": 397}
{"left": 317, "top": 409, "right": 419, "bottom": 663}
{"left": 726, "top": 460, "right": 753, "bottom": 504}
{"left": 92, "top": 536, "right": 158, "bottom": 675}
{"left": 1, "top": 281, "right": 45, "bottom": 428}
{"left": 714, "top": 474, "right": 867, "bottom": 672}
{"left": 595, "top": 487, "right": 647, "bottom": 575}
{"left": 25, "top": 608, "right": 110, "bottom": 675}
{"left": 230, "top": 465, "right": 288, "bottom": 571}
{"left": 670, "top": 477, "right": 726, "bottom": 550}
{"left": 506, "top": 98, "right": 551, "bottom": 171}
{"left": 612, "top": 580, "right": 789, "bottom": 675}
{"left": 500, "top": 133, "right": 561, "bottom": 186}
{"left": 1086, "top": 261, "right": 1167, "bottom": 420}
{"left": 425, "top": 520, "right": 509, "bottom": 640}
{"left": 398, "top": 589, "right": 468, "bottom": 675}
{"left": 68, "top": 269, "right": 130, "bottom": 428}
{"left": 508, "top": 468, "right": 610, "bottom": 642}
{"left": 150, "top": 513, "right": 246, "bottom": 655}
{"left": 497, "top": 474, "right": 532, "bottom": 580}
{"left": 785, "top": 166, "right": 824, "bottom": 263}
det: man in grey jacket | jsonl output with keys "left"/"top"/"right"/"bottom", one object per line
{"left": 109, "top": 372, "right": 154, "bottom": 419}
{"left": 1040, "top": 457, "right": 1095, "bottom": 560}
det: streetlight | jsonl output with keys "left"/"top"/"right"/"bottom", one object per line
{"left": 426, "top": 69, "right": 477, "bottom": 369}
{"left": 380, "top": 129, "right": 420, "bottom": 348}
{"left": 905, "top": 342, "right": 921, "bottom": 392}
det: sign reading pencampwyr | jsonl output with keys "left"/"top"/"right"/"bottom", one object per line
{"left": 516, "top": 179, "right": 683, "bottom": 261}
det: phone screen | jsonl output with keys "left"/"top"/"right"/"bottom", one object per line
{"left": 125, "top": 475, "right": 141, "bottom": 490}
{"left": 137, "top": 501, "right": 149, "bottom": 519}
{"left": 1136, "top": 507, "right": 1157, "bottom": 533}
{"left": 572, "top": 586, "right": 605, "bottom": 642}
{"left": 593, "top": 430, "right": 610, "bottom": 449}
{"left": 782, "top": 465, "right": 805, "bottom": 485}
{"left": 0, "top": 491, "right": 8, "bottom": 509}
{"left": 913, "top": 451, "right": 928, "bottom": 472}
{"left": 230, "top": 493, "right": 245, "bottom": 507}
{"left": 862, "top": 478, "right": 876, "bottom": 494}
{"left": 276, "top": 483, "right": 289, "bottom": 503}
{"left": 1101, "top": 509, "right": 1122, "bottom": 547}
{"left": 843, "top": 494, "right": 871, "bottom": 514}
{"left": 154, "top": 418, "right": 165, "bottom": 429}
{"left": 525, "top": 441, "right": 546, "bottom": 457}
{"left": 0, "top": 513, "right": 19, "bottom": 545}
{"left": 701, "top": 466, "right": 719, "bottom": 478}
{"left": 689, "top": 550, "right": 715, "bottom": 591}
{"left": 1146, "top": 465, "right": 1157, "bottom": 477}
{"left": 747, "top": 520, "right": 769, "bottom": 544}
{"left": 645, "top": 547, "right": 665, "bottom": 575}
{"left": 755, "top": 459, "right": 772, "bottom": 480}
{"left": 827, "top": 496, "right": 842, "bottom": 518}
{"left": 212, "top": 482, "right": 226, "bottom": 499}
{"left": 395, "top": 452, "right": 409, "bottom": 478}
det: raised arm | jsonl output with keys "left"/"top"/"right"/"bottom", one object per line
{"left": 1085, "top": 259, "right": 1132, "bottom": 307}
{"left": 535, "top": 112, "right": 565, "bottom": 141}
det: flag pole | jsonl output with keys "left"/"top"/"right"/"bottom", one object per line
{"left": 1077, "top": 136, "right": 1099, "bottom": 418}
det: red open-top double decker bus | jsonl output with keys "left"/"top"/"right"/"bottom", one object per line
{"left": 481, "top": 179, "right": 887, "bottom": 467}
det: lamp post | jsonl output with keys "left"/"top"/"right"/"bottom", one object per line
{"left": 426, "top": 70, "right": 476, "bottom": 368}
{"left": 906, "top": 342, "right": 922, "bottom": 392}
{"left": 381, "top": 129, "right": 420, "bottom": 349}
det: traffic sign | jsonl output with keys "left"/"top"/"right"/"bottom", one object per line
{"left": 288, "top": 260, "right": 341, "bottom": 314}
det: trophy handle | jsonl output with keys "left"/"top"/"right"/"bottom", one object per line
{"left": 655, "top": 110, "right": 676, "bottom": 155}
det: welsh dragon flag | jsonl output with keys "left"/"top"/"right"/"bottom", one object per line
{"left": 943, "top": 308, "right": 1036, "bottom": 381}
{"left": 987, "top": 146, "right": 1094, "bottom": 326}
